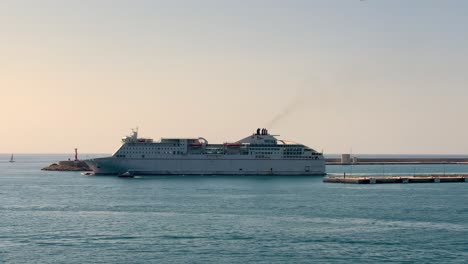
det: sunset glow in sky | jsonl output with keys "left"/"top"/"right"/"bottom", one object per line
{"left": 1, "top": 0, "right": 468, "bottom": 154}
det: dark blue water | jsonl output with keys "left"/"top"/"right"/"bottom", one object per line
{"left": 0, "top": 155, "right": 467, "bottom": 263}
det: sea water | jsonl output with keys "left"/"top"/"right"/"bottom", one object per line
{"left": 0, "top": 154, "right": 467, "bottom": 263}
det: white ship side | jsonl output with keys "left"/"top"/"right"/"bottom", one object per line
{"left": 85, "top": 128, "right": 325, "bottom": 176}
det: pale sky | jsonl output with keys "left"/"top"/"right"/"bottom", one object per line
{"left": 1, "top": 0, "right": 468, "bottom": 154}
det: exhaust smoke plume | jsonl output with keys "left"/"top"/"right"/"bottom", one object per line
{"left": 266, "top": 92, "right": 306, "bottom": 129}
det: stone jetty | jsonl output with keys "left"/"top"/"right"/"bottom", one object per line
{"left": 42, "top": 160, "right": 91, "bottom": 171}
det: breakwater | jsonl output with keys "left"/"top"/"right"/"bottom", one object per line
{"left": 40, "top": 158, "right": 468, "bottom": 172}
{"left": 42, "top": 160, "right": 90, "bottom": 171}
{"left": 324, "top": 174, "right": 468, "bottom": 184}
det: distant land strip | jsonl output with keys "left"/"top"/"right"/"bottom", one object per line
{"left": 326, "top": 158, "right": 468, "bottom": 165}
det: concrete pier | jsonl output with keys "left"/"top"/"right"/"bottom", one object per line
{"left": 323, "top": 174, "right": 468, "bottom": 184}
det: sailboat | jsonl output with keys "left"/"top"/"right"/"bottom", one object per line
{"left": 9, "top": 154, "right": 15, "bottom": 163}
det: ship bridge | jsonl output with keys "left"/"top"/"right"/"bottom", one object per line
{"left": 122, "top": 129, "right": 154, "bottom": 144}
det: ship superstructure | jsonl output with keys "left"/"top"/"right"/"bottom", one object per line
{"left": 85, "top": 128, "right": 325, "bottom": 176}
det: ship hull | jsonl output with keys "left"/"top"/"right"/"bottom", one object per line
{"left": 85, "top": 157, "right": 326, "bottom": 176}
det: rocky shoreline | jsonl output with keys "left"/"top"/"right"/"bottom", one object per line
{"left": 42, "top": 160, "right": 91, "bottom": 171}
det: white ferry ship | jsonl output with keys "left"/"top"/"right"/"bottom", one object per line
{"left": 85, "top": 128, "right": 325, "bottom": 176}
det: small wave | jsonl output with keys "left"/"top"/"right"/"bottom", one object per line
{"left": 158, "top": 235, "right": 209, "bottom": 240}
